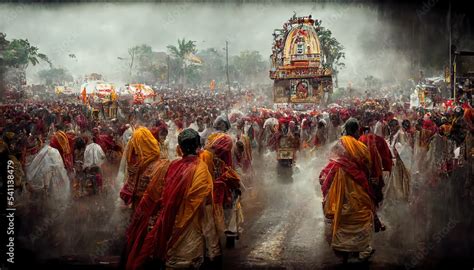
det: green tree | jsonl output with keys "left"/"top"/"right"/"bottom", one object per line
{"left": 167, "top": 38, "right": 197, "bottom": 60}
{"left": 231, "top": 50, "right": 268, "bottom": 84}
{"left": 315, "top": 20, "right": 345, "bottom": 87}
{"left": 0, "top": 33, "right": 9, "bottom": 97}
{"left": 2, "top": 38, "right": 51, "bottom": 69}
{"left": 125, "top": 44, "right": 171, "bottom": 86}
{"left": 0, "top": 33, "right": 51, "bottom": 97}
{"left": 167, "top": 39, "right": 197, "bottom": 86}
{"left": 127, "top": 44, "right": 153, "bottom": 81}
{"left": 184, "top": 65, "right": 202, "bottom": 87}
{"left": 38, "top": 68, "right": 73, "bottom": 86}
{"left": 198, "top": 48, "right": 225, "bottom": 85}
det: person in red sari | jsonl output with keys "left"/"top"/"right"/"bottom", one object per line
{"left": 200, "top": 132, "right": 242, "bottom": 247}
{"left": 125, "top": 129, "right": 216, "bottom": 270}
{"left": 50, "top": 125, "right": 74, "bottom": 172}
{"left": 92, "top": 127, "right": 116, "bottom": 154}
{"left": 122, "top": 157, "right": 171, "bottom": 270}
{"left": 359, "top": 126, "right": 392, "bottom": 202}
{"left": 319, "top": 118, "right": 376, "bottom": 263}
{"left": 359, "top": 126, "right": 392, "bottom": 232}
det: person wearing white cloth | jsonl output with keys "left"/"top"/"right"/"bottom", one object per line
{"left": 26, "top": 144, "right": 70, "bottom": 201}
{"left": 83, "top": 138, "right": 106, "bottom": 169}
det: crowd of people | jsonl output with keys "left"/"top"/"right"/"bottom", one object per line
{"left": 0, "top": 85, "right": 473, "bottom": 268}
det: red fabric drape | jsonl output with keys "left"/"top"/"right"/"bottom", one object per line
{"left": 50, "top": 132, "right": 74, "bottom": 171}
{"left": 319, "top": 156, "right": 374, "bottom": 202}
{"left": 94, "top": 134, "right": 115, "bottom": 152}
{"left": 207, "top": 134, "right": 234, "bottom": 168}
{"left": 127, "top": 156, "right": 199, "bottom": 269}
{"left": 124, "top": 160, "right": 170, "bottom": 270}
{"left": 359, "top": 134, "right": 393, "bottom": 173}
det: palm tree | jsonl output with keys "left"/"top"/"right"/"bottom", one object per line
{"left": 167, "top": 38, "right": 196, "bottom": 60}
{"left": 167, "top": 39, "right": 197, "bottom": 86}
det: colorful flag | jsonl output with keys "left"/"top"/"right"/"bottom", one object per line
{"left": 185, "top": 52, "right": 203, "bottom": 65}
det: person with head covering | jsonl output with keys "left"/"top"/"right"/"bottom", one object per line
{"left": 23, "top": 132, "right": 44, "bottom": 166}
{"left": 83, "top": 136, "right": 106, "bottom": 169}
{"left": 401, "top": 119, "right": 415, "bottom": 148}
{"left": 425, "top": 117, "right": 455, "bottom": 186}
{"left": 314, "top": 118, "right": 328, "bottom": 147}
{"left": 359, "top": 124, "right": 392, "bottom": 207}
{"left": 0, "top": 139, "right": 24, "bottom": 194}
{"left": 92, "top": 127, "right": 117, "bottom": 155}
{"left": 373, "top": 112, "right": 386, "bottom": 139}
{"left": 125, "top": 128, "right": 218, "bottom": 270}
{"left": 413, "top": 114, "right": 437, "bottom": 174}
{"left": 328, "top": 110, "right": 343, "bottom": 143}
{"left": 233, "top": 120, "right": 253, "bottom": 174}
{"left": 213, "top": 114, "right": 231, "bottom": 133}
{"left": 383, "top": 119, "right": 411, "bottom": 202}
{"left": 450, "top": 106, "right": 469, "bottom": 164}
{"left": 26, "top": 141, "right": 70, "bottom": 202}
{"left": 119, "top": 127, "right": 161, "bottom": 209}
{"left": 121, "top": 150, "right": 172, "bottom": 270}
{"left": 49, "top": 125, "right": 75, "bottom": 173}
{"left": 200, "top": 131, "right": 242, "bottom": 247}
{"left": 319, "top": 118, "right": 376, "bottom": 263}
{"left": 122, "top": 124, "right": 134, "bottom": 147}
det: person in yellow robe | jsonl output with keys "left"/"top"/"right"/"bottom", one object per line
{"left": 319, "top": 118, "right": 376, "bottom": 263}
{"left": 120, "top": 127, "right": 161, "bottom": 210}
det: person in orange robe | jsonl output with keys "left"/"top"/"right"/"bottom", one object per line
{"left": 126, "top": 128, "right": 216, "bottom": 270}
{"left": 319, "top": 118, "right": 376, "bottom": 263}
{"left": 121, "top": 158, "right": 171, "bottom": 270}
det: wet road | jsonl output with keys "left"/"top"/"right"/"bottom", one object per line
{"left": 221, "top": 149, "right": 473, "bottom": 270}
{"left": 222, "top": 150, "right": 336, "bottom": 269}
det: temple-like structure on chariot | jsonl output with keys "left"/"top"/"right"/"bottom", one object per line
{"left": 270, "top": 15, "right": 333, "bottom": 105}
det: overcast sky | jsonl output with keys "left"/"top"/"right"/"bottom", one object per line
{"left": 0, "top": 2, "right": 412, "bottom": 85}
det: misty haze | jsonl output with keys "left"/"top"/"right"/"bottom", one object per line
{"left": 2, "top": 2, "right": 417, "bottom": 85}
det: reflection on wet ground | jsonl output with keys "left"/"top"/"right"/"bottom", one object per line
{"left": 223, "top": 149, "right": 473, "bottom": 270}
